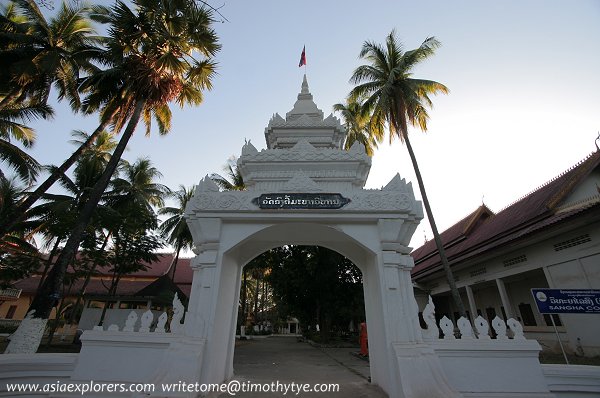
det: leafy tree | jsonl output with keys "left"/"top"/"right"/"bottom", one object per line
{"left": 29, "top": 130, "right": 115, "bottom": 289}
{"left": 210, "top": 157, "right": 245, "bottom": 191}
{"left": 159, "top": 185, "right": 194, "bottom": 281}
{"left": 0, "top": 177, "right": 41, "bottom": 286}
{"left": 0, "top": 102, "right": 49, "bottom": 183}
{"left": 0, "top": 0, "right": 109, "bottom": 235}
{"left": 96, "top": 158, "right": 167, "bottom": 326}
{"left": 9, "top": 0, "right": 219, "bottom": 353}
{"left": 106, "top": 158, "right": 169, "bottom": 215}
{"left": 243, "top": 252, "right": 272, "bottom": 327}
{"left": 96, "top": 216, "right": 163, "bottom": 326}
{"left": 267, "top": 246, "right": 364, "bottom": 343}
{"left": 333, "top": 97, "right": 382, "bottom": 156}
{"left": 0, "top": 0, "right": 97, "bottom": 109}
{"left": 348, "top": 31, "right": 465, "bottom": 316}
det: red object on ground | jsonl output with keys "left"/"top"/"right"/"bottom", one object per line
{"left": 359, "top": 322, "right": 368, "bottom": 356}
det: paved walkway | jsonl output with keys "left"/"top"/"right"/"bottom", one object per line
{"left": 219, "top": 336, "right": 387, "bottom": 397}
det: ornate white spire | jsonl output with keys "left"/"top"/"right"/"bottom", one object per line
{"left": 286, "top": 74, "right": 323, "bottom": 121}
{"left": 232, "top": 74, "right": 373, "bottom": 192}
{"left": 262, "top": 75, "right": 347, "bottom": 150}
{"left": 299, "top": 74, "right": 311, "bottom": 96}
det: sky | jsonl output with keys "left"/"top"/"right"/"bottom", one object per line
{"left": 17, "top": 0, "right": 600, "bottom": 251}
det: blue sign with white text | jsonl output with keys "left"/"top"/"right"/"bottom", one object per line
{"left": 532, "top": 289, "right": 600, "bottom": 314}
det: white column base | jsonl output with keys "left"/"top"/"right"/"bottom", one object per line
{"left": 146, "top": 337, "right": 207, "bottom": 398}
{"left": 392, "top": 343, "right": 463, "bottom": 398}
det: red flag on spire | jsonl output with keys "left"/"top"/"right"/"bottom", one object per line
{"left": 298, "top": 46, "right": 306, "bottom": 67}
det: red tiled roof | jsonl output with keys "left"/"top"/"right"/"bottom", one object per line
{"left": 412, "top": 151, "right": 600, "bottom": 279}
{"left": 51, "top": 253, "right": 192, "bottom": 278}
{"left": 13, "top": 275, "right": 153, "bottom": 296}
{"left": 411, "top": 205, "right": 494, "bottom": 263}
{"left": 14, "top": 254, "right": 194, "bottom": 297}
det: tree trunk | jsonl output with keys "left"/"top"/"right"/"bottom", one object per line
{"left": 253, "top": 275, "right": 260, "bottom": 323}
{"left": 0, "top": 112, "right": 116, "bottom": 238}
{"left": 98, "top": 256, "right": 122, "bottom": 327}
{"left": 240, "top": 269, "right": 247, "bottom": 329}
{"left": 260, "top": 279, "right": 267, "bottom": 320}
{"left": 36, "top": 238, "right": 61, "bottom": 294}
{"left": 97, "top": 300, "right": 112, "bottom": 328}
{"left": 169, "top": 241, "right": 182, "bottom": 282}
{"left": 403, "top": 133, "right": 466, "bottom": 317}
{"left": 67, "top": 232, "right": 112, "bottom": 327}
{"left": 46, "top": 273, "right": 75, "bottom": 346}
{"left": 6, "top": 101, "right": 145, "bottom": 353}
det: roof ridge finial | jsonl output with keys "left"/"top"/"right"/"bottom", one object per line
{"left": 300, "top": 74, "right": 310, "bottom": 95}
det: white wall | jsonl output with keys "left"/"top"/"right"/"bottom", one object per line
{"left": 420, "top": 220, "right": 600, "bottom": 356}
{"left": 546, "top": 253, "right": 600, "bottom": 356}
{"left": 78, "top": 309, "right": 164, "bottom": 331}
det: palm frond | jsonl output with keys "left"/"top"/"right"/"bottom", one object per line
{"left": 0, "top": 138, "right": 40, "bottom": 183}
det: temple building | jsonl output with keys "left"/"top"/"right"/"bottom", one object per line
{"left": 411, "top": 150, "right": 600, "bottom": 356}
{"left": 0, "top": 255, "right": 192, "bottom": 334}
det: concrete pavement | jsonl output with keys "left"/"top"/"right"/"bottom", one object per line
{"left": 218, "top": 336, "right": 388, "bottom": 397}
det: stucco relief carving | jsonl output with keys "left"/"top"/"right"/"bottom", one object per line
{"left": 193, "top": 175, "right": 219, "bottom": 194}
{"left": 243, "top": 170, "right": 360, "bottom": 179}
{"left": 139, "top": 310, "right": 154, "bottom": 332}
{"left": 238, "top": 149, "right": 369, "bottom": 163}
{"left": 344, "top": 192, "right": 413, "bottom": 211}
{"left": 492, "top": 316, "right": 508, "bottom": 339}
{"left": 281, "top": 172, "right": 322, "bottom": 192}
{"left": 191, "top": 192, "right": 256, "bottom": 211}
{"left": 267, "top": 112, "right": 343, "bottom": 129}
{"left": 349, "top": 140, "right": 366, "bottom": 153}
{"left": 457, "top": 317, "right": 474, "bottom": 339}
{"left": 440, "top": 316, "right": 455, "bottom": 339}
{"left": 507, "top": 318, "right": 525, "bottom": 340}
{"left": 241, "top": 139, "right": 258, "bottom": 155}
{"left": 474, "top": 315, "right": 491, "bottom": 339}
{"left": 290, "top": 139, "right": 316, "bottom": 151}
{"left": 123, "top": 311, "right": 138, "bottom": 332}
{"left": 170, "top": 293, "right": 185, "bottom": 334}
{"left": 421, "top": 295, "right": 439, "bottom": 341}
{"left": 155, "top": 312, "right": 168, "bottom": 333}
{"left": 188, "top": 190, "right": 418, "bottom": 213}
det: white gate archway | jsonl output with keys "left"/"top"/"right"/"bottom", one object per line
{"left": 67, "top": 76, "right": 556, "bottom": 398}
{"left": 171, "top": 76, "right": 460, "bottom": 397}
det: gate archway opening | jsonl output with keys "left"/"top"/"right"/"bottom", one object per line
{"left": 229, "top": 242, "right": 372, "bottom": 391}
{"left": 235, "top": 244, "right": 366, "bottom": 341}
{"left": 201, "top": 223, "right": 390, "bottom": 388}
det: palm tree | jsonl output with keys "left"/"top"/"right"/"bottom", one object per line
{"left": 0, "top": 0, "right": 110, "bottom": 236}
{"left": 349, "top": 31, "right": 465, "bottom": 316}
{"left": 159, "top": 185, "right": 194, "bottom": 282}
{"left": 52, "top": 130, "right": 116, "bottom": 328}
{"left": 0, "top": 177, "right": 40, "bottom": 285}
{"left": 107, "top": 158, "right": 169, "bottom": 215}
{"left": 210, "top": 157, "right": 245, "bottom": 191}
{"left": 333, "top": 97, "right": 383, "bottom": 156}
{"left": 0, "top": 102, "right": 51, "bottom": 183}
{"left": 96, "top": 157, "right": 167, "bottom": 326}
{"left": 30, "top": 130, "right": 116, "bottom": 290}
{"left": 8, "top": 0, "right": 219, "bottom": 353}
{"left": 0, "top": 0, "right": 97, "bottom": 109}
